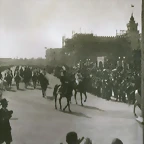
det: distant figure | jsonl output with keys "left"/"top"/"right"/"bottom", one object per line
{"left": 14, "top": 71, "right": 22, "bottom": 90}
{"left": 20, "top": 67, "right": 24, "bottom": 78}
{"left": 39, "top": 69, "right": 49, "bottom": 97}
{"left": 32, "top": 71, "right": 37, "bottom": 89}
{"left": 0, "top": 72, "right": 2, "bottom": 80}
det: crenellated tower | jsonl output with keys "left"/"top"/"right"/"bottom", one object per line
{"left": 62, "top": 35, "right": 66, "bottom": 48}
{"left": 126, "top": 13, "right": 140, "bottom": 50}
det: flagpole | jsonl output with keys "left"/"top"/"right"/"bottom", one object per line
{"left": 131, "top": 4, "right": 134, "bottom": 14}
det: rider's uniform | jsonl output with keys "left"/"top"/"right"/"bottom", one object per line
{"left": 75, "top": 72, "right": 82, "bottom": 85}
{"left": 60, "top": 68, "right": 67, "bottom": 93}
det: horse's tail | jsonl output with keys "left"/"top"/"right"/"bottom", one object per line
{"left": 53, "top": 84, "right": 60, "bottom": 97}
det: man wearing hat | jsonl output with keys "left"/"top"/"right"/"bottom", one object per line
{"left": 39, "top": 70, "right": 49, "bottom": 97}
{"left": 0, "top": 98, "right": 13, "bottom": 144}
{"left": 59, "top": 66, "right": 67, "bottom": 94}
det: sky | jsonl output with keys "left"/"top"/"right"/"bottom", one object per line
{"left": 0, "top": 0, "right": 141, "bottom": 58}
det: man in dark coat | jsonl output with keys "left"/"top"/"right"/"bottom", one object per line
{"left": 0, "top": 72, "right": 2, "bottom": 80}
{"left": 0, "top": 98, "right": 13, "bottom": 144}
{"left": 14, "top": 71, "right": 22, "bottom": 90}
{"left": 23, "top": 67, "right": 29, "bottom": 88}
{"left": 39, "top": 69, "right": 49, "bottom": 97}
{"left": 20, "top": 67, "right": 24, "bottom": 78}
{"left": 32, "top": 71, "right": 37, "bottom": 89}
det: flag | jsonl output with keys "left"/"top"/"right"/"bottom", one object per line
{"left": 131, "top": 5, "right": 134, "bottom": 7}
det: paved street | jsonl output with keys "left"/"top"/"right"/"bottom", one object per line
{"left": 1, "top": 67, "right": 143, "bottom": 144}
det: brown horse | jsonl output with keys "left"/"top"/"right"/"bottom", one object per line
{"left": 53, "top": 81, "right": 73, "bottom": 112}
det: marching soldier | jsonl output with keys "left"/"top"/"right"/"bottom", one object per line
{"left": 14, "top": 71, "right": 22, "bottom": 90}
{"left": 32, "top": 71, "right": 37, "bottom": 89}
{"left": 0, "top": 99, "right": 13, "bottom": 144}
{"left": 39, "top": 69, "right": 49, "bottom": 97}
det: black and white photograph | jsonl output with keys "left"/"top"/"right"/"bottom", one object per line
{"left": 0, "top": 0, "right": 143, "bottom": 144}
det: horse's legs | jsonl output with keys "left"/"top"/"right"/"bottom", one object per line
{"left": 41, "top": 88, "right": 46, "bottom": 97}
{"left": 67, "top": 98, "right": 71, "bottom": 112}
{"left": 55, "top": 94, "right": 58, "bottom": 109}
{"left": 133, "top": 102, "right": 138, "bottom": 117}
{"left": 74, "top": 90, "right": 78, "bottom": 104}
{"left": 84, "top": 91, "right": 87, "bottom": 102}
{"left": 63, "top": 97, "right": 71, "bottom": 112}
{"left": 59, "top": 95, "right": 62, "bottom": 110}
{"left": 16, "top": 82, "right": 19, "bottom": 90}
{"left": 80, "top": 92, "right": 83, "bottom": 106}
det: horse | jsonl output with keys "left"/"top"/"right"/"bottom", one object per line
{"left": 133, "top": 90, "right": 141, "bottom": 118}
{"left": 53, "top": 80, "right": 73, "bottom": 112}
{"left": 72, "top": 75, "right": 88, "bottom": 106}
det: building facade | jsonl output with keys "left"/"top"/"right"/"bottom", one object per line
{"left": 45, "top": 14, "right": 140, "bottom": 66}
{"left": 63, "top": 13, "right": 140, "bottom": 51}
{"left": 45, "top": 48, "right": 62, "bottom": 65}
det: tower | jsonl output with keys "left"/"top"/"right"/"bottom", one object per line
{"left": 126, "top": 13, "right": 140, "bottom": 50}
{"left": 62, "top": 35, "right": 65, "bottom": 48}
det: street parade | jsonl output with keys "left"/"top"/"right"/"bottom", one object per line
{"left": 0, "top": 51, "right": 143, "bottom": 143}
{"left": 0, "top": 1, "right": 143, "bottom": 144}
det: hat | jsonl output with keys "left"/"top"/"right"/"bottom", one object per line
{"left": 0, "top": 98, "right": 9, "bottom": 105}
{"left": 111, "top": 138, "right": 123, "bottom": 144}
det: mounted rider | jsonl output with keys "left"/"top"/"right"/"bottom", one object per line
{"left": 75, "top": 70, "right": 83, "bottom": 85}
{"left": 60, "top": 66, "right": 67, "bottom": 94}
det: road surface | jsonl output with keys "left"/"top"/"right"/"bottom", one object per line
{"left": 1, "top": 67, "right": 143, "bottom": 144}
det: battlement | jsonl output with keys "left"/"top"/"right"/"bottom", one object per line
{"left": 95, "top": 36, "right": 116, "bottom": 38}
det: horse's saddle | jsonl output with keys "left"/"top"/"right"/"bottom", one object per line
{"left": 58, "top": 85, "right": 67, "bottom": 95}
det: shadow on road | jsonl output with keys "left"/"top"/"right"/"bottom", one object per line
{"left": 111, "top": 99, "right": 124, "bottom": 104}
{"left": 61, "top": 110, "right": 91, "bottom": 118}
{"left": 27, "top": 87, "right": 34, "bottom": 90}
{"left": 18, "top": 88, "right": 25, "bottom": 91}
{"left": 10, "top": 118, "right": 18, "bottom": 120}
{"left": 48, "top": 86, "right": 52, "bottom": 89}
{"left": 8, "top": 89, "right": 16, "bottom": 92}
{"left": 81, "top": 105, "right": 104, "bottom": 112}
{"left": 46, "top": 96, "right": 55, "bottom": 101}
{"left": 36, "top": 87, "right": 41, "bottom": 90}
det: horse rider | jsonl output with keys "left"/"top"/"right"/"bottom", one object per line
{"left": 75, "top": 70, "right": 83, "bottom": 85}
{"left": 60, "top": 66, "right": 67, "bottom": 94}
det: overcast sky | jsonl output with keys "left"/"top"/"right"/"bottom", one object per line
{"left": 0, "top": 0, "right": 141, "bottom": 58}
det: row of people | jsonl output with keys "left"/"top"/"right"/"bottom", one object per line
{"left": 57, "top": 60, "right": 140, "bottom": 104}
{"left": 0, "top": 66, "right": 49, "bottom": 98}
